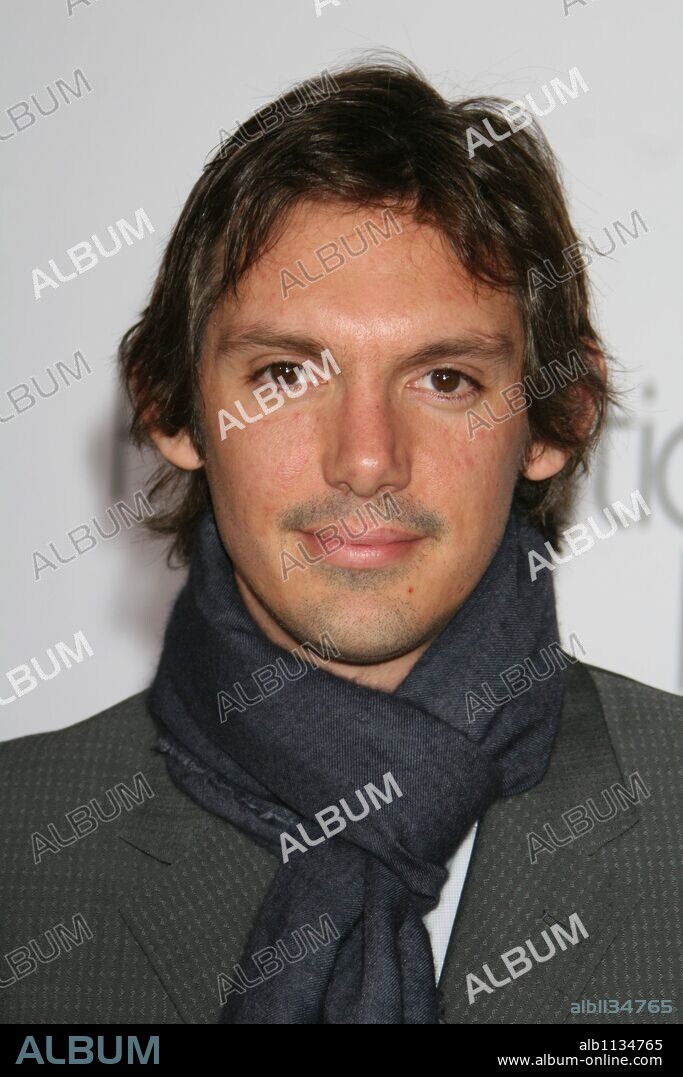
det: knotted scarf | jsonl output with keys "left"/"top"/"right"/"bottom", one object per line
{"left": 148, "top": 505, "right": 564, "bottom": 1023}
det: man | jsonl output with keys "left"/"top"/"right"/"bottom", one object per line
{"left": 1, "top": 58, "right": 680, "bottom": 1026}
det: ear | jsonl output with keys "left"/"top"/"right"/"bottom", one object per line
{"left": 131, "top": 362, "right": 204, "bottom": 471}
{"left": 148, "top": 425, "right": 204, "bottom": 471}
{"left": 521, "top": 441, "right": 571, "bottom": 482}
{"left": 522, "top": 342, "right": 606, "bottom": 482}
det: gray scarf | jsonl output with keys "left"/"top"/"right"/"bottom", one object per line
{"left": 148, "top": 505, "right": 563, "bottom": 1023}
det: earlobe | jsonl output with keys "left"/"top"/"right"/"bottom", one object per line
{"left": 148, "top": 426, "right": 204, "bottom": 471}
{"left": 522, "top": 442, "right": 571, "bottom": 482}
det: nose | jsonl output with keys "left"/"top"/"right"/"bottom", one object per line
{"left": 320, "top": 372, "right": 411, "bottom": 500}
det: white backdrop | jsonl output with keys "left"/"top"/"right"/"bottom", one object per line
{"left": 2, "top": 0, "right": 681, "bottom": 740}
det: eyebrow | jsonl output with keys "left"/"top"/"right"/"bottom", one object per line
{"left": 213, "top": 322, "right": 516, "bottom": 369}
{"left": 214, "top": 326, "right": 330, "bottom": 362}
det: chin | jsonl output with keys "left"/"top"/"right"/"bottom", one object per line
{"left": 329, "top": 642, "right": 421, "bottom": 666}
{"left": 287, "top": 607, "right": 441, "bottom": 665}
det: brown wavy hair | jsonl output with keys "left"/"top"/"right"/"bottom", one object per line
{"left": 119, "top": 54, "right": 612, "bottom": 565}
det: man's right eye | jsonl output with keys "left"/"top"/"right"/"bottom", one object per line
{"left": 251, "top": 362, "right": 306, "bottom": 387}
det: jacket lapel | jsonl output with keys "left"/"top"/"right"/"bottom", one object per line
{"left": 116, "top": 780, "right": 279, "bottom": 1023}
{"left": 438, "top": 662, "right": 643, "bottom": 1023}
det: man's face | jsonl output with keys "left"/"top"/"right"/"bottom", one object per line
{"left": 185, "top": 201, "right": 549, "bottom": 664}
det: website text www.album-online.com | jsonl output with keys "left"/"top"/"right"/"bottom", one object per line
{"left": 497, "top": 1039, "right": 664, "bottom": 1066}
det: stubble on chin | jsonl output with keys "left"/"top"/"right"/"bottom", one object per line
{"left": 251, "top": 579, "right": 455, "bottom": 665}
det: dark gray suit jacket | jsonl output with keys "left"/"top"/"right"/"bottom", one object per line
{"left": 0, "top": 662, "right": 680, "bottom": 1024}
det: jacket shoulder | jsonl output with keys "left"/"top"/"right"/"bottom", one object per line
{"left": 0, "top": 692, "right": 160, "bottom": 815}
{"left": 0, "top": 691, "right": 155, "bottom": 760}
{"left": 577, "top": 660, "right": 682, "bottom": 792}
{"left": 581, "top": 661, "right": 683, "bottom": 724}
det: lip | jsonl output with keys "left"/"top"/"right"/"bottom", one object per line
{"left": 295, "top": 527, "right": 424, "bottom": 568}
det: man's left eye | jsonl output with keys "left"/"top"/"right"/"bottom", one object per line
{"left": 413, "top": 368, "right": 477, "bottom": 394}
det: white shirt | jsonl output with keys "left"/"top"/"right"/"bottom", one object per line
{"left": 422, "top": 821, "right": 478, "bottom": 981}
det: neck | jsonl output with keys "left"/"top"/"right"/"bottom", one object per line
{"left": 233, "top": 573, "right": 434, "bottom": 693}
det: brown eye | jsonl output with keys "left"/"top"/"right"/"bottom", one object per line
{"left": 429, "top": 368, "right": 463, "bottom": 392}
{"left": 266, "top": 362, "right": 304, "bottom": 386}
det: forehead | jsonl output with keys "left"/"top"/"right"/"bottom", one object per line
{"left": 210, "top": 199, "right": 523, "bottom": 353}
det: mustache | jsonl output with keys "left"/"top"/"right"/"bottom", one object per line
{"left": 277, "top": 493, "right": 448, "bottom": 538}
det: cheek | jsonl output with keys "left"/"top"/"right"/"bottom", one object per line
{"left": 204, "top": 405, "right": 325, "bottom": 518}
{"left": 418, "top": 411, "right": 527, "bottom": 495}
{"left": 408, "top": 417, "right": 526, "bottom": 552}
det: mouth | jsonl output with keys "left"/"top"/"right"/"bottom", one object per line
{"left": 295, "top": 527, "right": 425, "bottom": 568}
